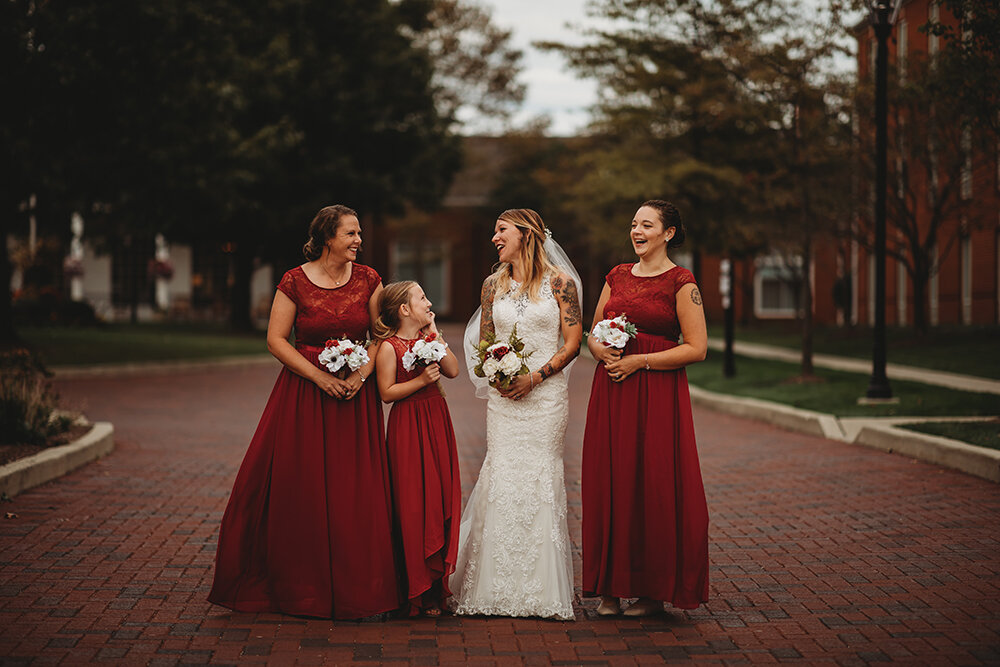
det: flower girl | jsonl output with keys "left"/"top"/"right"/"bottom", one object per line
{"left": 373, "top": 281, "right": 461, "bottom": 616}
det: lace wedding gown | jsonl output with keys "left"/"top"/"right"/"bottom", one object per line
{"left": 450, "top": 277, "right": 575, "bottom": 620}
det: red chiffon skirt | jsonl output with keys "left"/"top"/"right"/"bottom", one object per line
{"left": 208, "top": 347, "right": 399, "bottom": 619}
{"left": 385, "top": 387, "right": 461, "bottom": 614}
{"left": 581, "top": 333, "right": 709, "bottom": 609}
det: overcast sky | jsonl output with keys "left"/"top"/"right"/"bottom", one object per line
{"left": 478, "top": 0, "right": 860, "bottom": 136}
{"left": 478, "top": 0, "right": 601, "bottom": 135}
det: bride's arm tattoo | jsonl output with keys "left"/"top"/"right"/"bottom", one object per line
{"left": 480, "top": 276, "right": 497, "bottom": 340}
{"left": 538, "top": 274, "right": 583, "bottom": 380}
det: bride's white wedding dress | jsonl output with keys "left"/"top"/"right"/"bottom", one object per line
{"left": 450, "top": 276, "right": 575, "bottom": 620}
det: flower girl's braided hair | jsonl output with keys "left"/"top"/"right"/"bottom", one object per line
{"left": 302, "top": 204, "right": 358, "bottom": 260}
{"left": 372, "top": 281, "right": 418, "bottom": 342}
{"left": 492, "top": 208, "right": 559, "bottom": 301}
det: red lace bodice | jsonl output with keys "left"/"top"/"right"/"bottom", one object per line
{"left": 385, "top": 335, "right": 442, "bottom": 400}
{"left": 277, "top": 264, "right": 381, "bottom": 347}
{"left": 602, "top": 264, "right": 697, "bottom": 341}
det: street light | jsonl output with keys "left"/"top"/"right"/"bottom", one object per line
{"left": 864, "top": 0, "right": 902, "bottom": 400}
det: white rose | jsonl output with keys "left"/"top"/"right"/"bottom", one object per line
{"left": 402, "top": 349, "right": 417, "bottom": 371}
{"left": 419, "top": 341, "right": 447, "bottom": 364}
{"left": 482, "top": 356, "right": 500, "bottom": 379}
{"left": 498, "top": 351, "right": 522, "bottom": 376}
{"left": 605, "top": 328, "right": 631, "bottom": 349}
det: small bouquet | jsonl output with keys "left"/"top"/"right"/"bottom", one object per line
{"left": 473, "top": 324, "right": 532, "bottom": 391}
{"left": 318, "top": 337, "right": 370, "bottom": 374}
{"left": 590, "top": 312, "right": 637, "bottom": 349}
{"left": 402, "top": 332, "right": 449, "bottom": 371}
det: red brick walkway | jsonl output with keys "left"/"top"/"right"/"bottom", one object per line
{"left": 2, "top": 330, "right": 998, "bottom": 665}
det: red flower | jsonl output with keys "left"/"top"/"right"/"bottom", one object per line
{"left": 326, "top": 339, "right": 338, "bottom": 347}
{"left": 491, "top": 345, "right": 510, "bottom": 360}
{"left": 344, "top": 347, "right": 353, "bottom": 355}
{"left": 425, "top": 332, "right": 437, "bottom": 342}
{"left": 607, "top": 311, "right": 616, "bottom": 318}
{"left": 610, "top": 322, "right": 620, "bottom": 330}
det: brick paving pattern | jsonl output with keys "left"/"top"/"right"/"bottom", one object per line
{"left": 2, "top": 327, "right": 998, "bottom": 665}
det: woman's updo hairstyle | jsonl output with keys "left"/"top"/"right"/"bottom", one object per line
{"left": 372, "top": 280, "right": 418, "bottom": 341}
{"left": 302, "top": 204, "right": 358, "bottom": 261}
{"left": 641, "top": 199, "right": 686, "bottom": 248}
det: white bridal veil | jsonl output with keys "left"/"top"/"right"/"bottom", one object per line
{"left": 463, "top": 232, "right": 583, "bottom": 398}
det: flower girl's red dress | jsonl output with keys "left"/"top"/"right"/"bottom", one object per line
{"left": 383, "top": 335, "right": 461, "bottom": 614}
{"left": 208, "top": 264, "right": 399, "bottom": 619}
{"left": 582, "top": 264, "right": 710, "bottom": 609}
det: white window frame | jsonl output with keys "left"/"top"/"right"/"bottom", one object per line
{"left": 754, "top": 254, "right": 807, "bottom": 320}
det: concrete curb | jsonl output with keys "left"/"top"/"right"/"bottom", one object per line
{"left": 0, "top": 422, "right": 115, "bottom": 499}
{"left": 689, "top": 386, "right": 845, "bottom": 441}
{"left": 854, "top": 423, "right": 1000, "bottom": 483}
{"left": 689, "top": 385, "right": 999, "bottom": 484}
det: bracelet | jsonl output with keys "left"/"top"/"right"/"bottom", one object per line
{"left": 529, "top": 373, "right": 535, "bottom": 389}
{"left": 645, "top": 354, "right": 650, "bottom": 370}
{"left": 358, "top": 370, "right": 367, "bottom": 382}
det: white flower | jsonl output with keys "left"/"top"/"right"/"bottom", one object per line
{"left": 604, "top": 328, "right": 631, "bottom": 348}
{"left": 498, "top": 351, "right": 522, "bottom": 375}
{"left": 417, "top": 340, "right": 447, "bottom": 364}
{"left": 482, "top": 356, "right": 500, "bottom": 380}
{"left": 401, "top": 348, "right": 418, "bottom": 371}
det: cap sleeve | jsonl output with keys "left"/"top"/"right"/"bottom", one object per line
{"left": 605, "top": 264, "right": 628, "bottom": 289}
{"left": 359, "top": 264, "right": 381, "bottom": 298}
{"left": 673, "top": 267, "right": 697, "bottom": 294}
{"left": 276, "top": 268, "right": 300, "bottom": 305}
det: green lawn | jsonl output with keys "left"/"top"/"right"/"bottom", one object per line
{"left": 19, "top": 323, "right": 269, "bottom": 367}
{"left": 899, "top": 420, "right": 1000, "bottom": 451}
{"left": 686, "top": 353, "right": 999, "bottom": 418}
{"left": 708, "top": 322, "right": 1000, "bottom": 380}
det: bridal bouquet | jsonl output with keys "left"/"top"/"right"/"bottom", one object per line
{"left": 318, "top": 337, "right": 370, "bottom": 374}
{"left": 402, "top": 332, "right": 448, "bottom": 371}
{"left": 590, "top": 312, "right": 637, "bottom": 349}
{"left": 473, "top": 324, "right": 532, "bottom": 391}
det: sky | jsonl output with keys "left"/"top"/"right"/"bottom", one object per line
{"left": 477, "top": 0, "right": 601, "bottom": 135}
{"left": 477, "top": 0, "right": 860, "bottom": 136}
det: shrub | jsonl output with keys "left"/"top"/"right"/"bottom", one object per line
{"left": 0, "top": 349, "right": 72, "bottom": 446}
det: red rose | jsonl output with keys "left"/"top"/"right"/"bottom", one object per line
{"left": 426, "top": 332, "right": 437, "bottom": 342}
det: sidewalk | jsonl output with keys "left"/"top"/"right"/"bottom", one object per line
{"left": 0, "top": 328, "right": 996, "bottom": 664}
{"left": 707, "top": 338, "right": 1000, "bottom": 395}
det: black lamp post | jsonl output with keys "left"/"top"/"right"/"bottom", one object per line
{"left": 865, "top": 0, "right": 901, "bottom": 400}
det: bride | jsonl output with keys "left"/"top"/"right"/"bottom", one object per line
{"left": 452, "top": 208, "right": 583, "bottom": 620}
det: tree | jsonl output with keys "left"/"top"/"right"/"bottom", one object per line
{"left": 923, "top": 0, "right": 1000, "bottom": 139}
{"left": 402, "top": 0, "right": 526, "bottom": 133}
{"left": 854, "top": 55, "right": 989, "bottom": 334}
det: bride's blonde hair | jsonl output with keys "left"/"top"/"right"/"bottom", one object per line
{"left": 491, "top": 208, "right": 558, "bottom": 301}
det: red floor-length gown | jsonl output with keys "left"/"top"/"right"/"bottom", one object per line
{"left": 582, "top": 264, "right": 709, "bottom": 609}
{"left": 383, "top": 336, "right": 461, "bottom": 614}
{"left": 208, "top": 264, "right": 399, "bottom": 619}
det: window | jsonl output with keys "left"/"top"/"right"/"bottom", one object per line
{"left": 754, "top": 255, "right": 804, "bottom": 319}
{"left": 391, "top": 240, "right": 451, "bottom": 316}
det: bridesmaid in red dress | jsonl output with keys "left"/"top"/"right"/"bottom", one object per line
{"left": 208, "top": 205, "right": 399, "bottom": 619}
{"left": 582, "top": 199, "right": 710, "bottom": 617}
{"left": 372, "top": 281, "right": 461, "bottom": 616}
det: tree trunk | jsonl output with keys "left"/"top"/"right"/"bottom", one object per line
{"left": 0, "top": 227, "right": 20, "bottom": 346}
{"left": 912, "top": 267, "right": 929, "bottom": 336}
{"left": 229, "top": 246, "right": 254, "bottom": 332}
{"left": 800, "top": 243, "right": 815, "bottom": 378}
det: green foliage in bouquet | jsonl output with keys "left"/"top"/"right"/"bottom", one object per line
{"left": 473, "top": 324, "right": 533, "bottom": 390}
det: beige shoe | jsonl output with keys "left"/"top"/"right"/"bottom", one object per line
{"left": 623, "top": 598, "right": 663, "bottom": 617}
{"left": 596, "top": 596, "right": 621, "bottom": 616}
